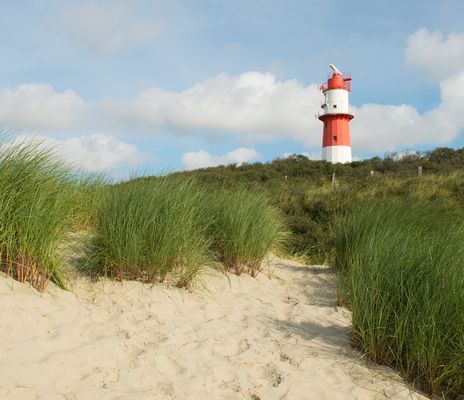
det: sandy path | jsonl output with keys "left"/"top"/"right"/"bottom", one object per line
{"left": 0, "top": 258, "right": 425, "bottom": 400}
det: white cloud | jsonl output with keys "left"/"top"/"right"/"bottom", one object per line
{"left": 117, "top": 71, "right": 321, "bottom": 145}
{"left": 3, "top": 28, "right": 464, "bottom": 158}
{"left": 56, "top": 134, "right": 152, "bottom": 172}
{"left": 352, "top": 70, "right": 464, "bottom": 152}
{"left": 13, "top": 134, "right": 151, "bottom": 173}
{"left": 61, "top": 2, "right": 161, "bottom": 54}
{"left": 0, "top": 84, "right": 85, "bottom": 130}
{"left": 181, "top": 147, "right": 260, "bottom": 170}
{"left": 301, "top": 151, "right": 322, "bottom": 160}
{"left": 112, "top": 65, "right": 464, "bottom": 154}
{"left": 3, "top": 66, "right": 464, "bottom": 158}
{"left": 353, "top": 28, "right": 464, "bottom": 152}
{"left": 405, "top": 28, "right": 464, "bottom": 80}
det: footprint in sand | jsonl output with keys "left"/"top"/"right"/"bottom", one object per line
{"left": 279, "top": 352, "right": 300, "bottom": 368}
{"left": 258, "top": 362, "right": 284, "bottom": 388}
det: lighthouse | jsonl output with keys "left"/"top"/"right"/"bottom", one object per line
{"left": 318, "top": 64, "right": 353, "bottom": 163}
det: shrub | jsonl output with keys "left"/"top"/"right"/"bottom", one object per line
{"left": 334, "top": 199, "right": 464, "bottom": 398}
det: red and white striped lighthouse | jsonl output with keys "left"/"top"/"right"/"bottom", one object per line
{"left": 318, "top": 64, "right": 353, "bottom": 163}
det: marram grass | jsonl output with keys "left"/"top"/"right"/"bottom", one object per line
{"left": 88, "top": 180, "right": 289, "bottom": 284}
{"left": 0, "top": 139, "right": 80, "bottom": 291}
{"left": 206, "top": 186, "right": 289, "bottom": 277}
{"left": 87, "top": 178, "right": 213, "bottom": 287}
{"left": 334, "top": 199, "right": 464, "bottom": 398}
{"left": 0, "top": 138, "right": 289, "bottom": 290}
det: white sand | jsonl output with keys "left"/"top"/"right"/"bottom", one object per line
{"left": 0, "top": 258, "right": 426, "bottom": 400}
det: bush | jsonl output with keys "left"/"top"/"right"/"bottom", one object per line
{"left": 334, "top": 199, "right": 464, "bottom": 398}
{"left": 0, "top": 139, "right": 79, "bottom": 291}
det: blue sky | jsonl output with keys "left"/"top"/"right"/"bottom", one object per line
{"left": 1, "top": 0, "right": 464, "bottom": 175}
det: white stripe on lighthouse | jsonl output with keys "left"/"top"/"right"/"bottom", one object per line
{"left": 322, "top": 146, "right": 352, "bottom": 164}
{"left": 322, "top": 89, "right": 350, "bottom": 115}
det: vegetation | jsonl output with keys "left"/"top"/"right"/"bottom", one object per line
{"left": 1, "top": 134, "right": 463, "bottom": 397}
{"left": 86, "top": 178, "right": 212, "bottom": 287}
{"left": 0, "top": 139, "right": 80, "bottom": 291}
{"left": 165, "top": 148, "right": 464, "bottom": 263}
{"left": 70, "top": 175, "right": 107, "bottom": 231}
{"left": 87, "top": 179, "right": 287, "bottom": 286}
{"left": 0, "top": 137, "right": 289, "bottom": 290}
{"left": 206, "top": 186, "right": 288, "bottom": 276}
{"left": 334, "top": 200, "right": 464, "bottom": 398}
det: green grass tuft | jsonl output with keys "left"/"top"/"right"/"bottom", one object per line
{"left": 0, "top": 138, "right": 80, "bottom": 291}
{"left": 334, "top": 199, "right": 464, "bottom": 398}
{"left": 87, "top": 178, "right": 213, "bottom": 287}
{"left": 207, "top": 186, "right": 289, "bottom": 276}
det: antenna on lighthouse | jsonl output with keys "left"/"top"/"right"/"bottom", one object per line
{"left": 329, "top": 64, "right": 342, "bottom": 75}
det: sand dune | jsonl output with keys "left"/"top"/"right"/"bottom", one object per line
{"left": 0, "top": 258, "right": 425, "bottom": 400}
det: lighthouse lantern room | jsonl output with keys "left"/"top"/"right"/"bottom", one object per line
{"left": 318, "top": 64, "right": 353, "bottom": 163}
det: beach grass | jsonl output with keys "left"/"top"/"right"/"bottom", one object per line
{"left": 70, "top": 174, "right": 108, "bottom": 231}
{"left": 0, "top": 138, "right": 80, "bottom": 291}
{"left": 206, "top": 186, "right": 289, "bottom": 276}
{"left": 87, "top": 178, "right": 213, "bottom": 287}
{"left": 87, "top": 179, "right": 289, "bottom": 283}
{"left": 333, "top": 199, "right": 464, "bottom": 398}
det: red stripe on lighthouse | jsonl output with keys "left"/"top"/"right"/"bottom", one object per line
{"left": 321, "top": 114, "right": 353, "bottom": 147}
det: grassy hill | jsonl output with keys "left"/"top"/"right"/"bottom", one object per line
{"left": 137, "top": 146, "right": 464, "bottom": 262}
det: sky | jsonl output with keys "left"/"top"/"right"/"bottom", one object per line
{"left": 1, "top": 0, "right": 464, "bottom": 176}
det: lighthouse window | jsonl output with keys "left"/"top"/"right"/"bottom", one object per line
{"left": 333, "top": 104, "right": 337, "bottom": 108}
{"left": 333, "top": 136, "right": 337, "bottom": 142}
{"left": 324, "top": 122, "right": 327, "bottom": 128}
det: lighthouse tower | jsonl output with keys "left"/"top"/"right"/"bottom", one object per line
{"left": 318, "top": 64, "right": 353, "bottom": 163}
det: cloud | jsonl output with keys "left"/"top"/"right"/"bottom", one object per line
{"left": 61, "top": 2, "right": 161, "bottom": 54}
{"left": 352, "top": 70, "right": 464, "bottom": 152}
{"left": 301, "top": 151, "right": 322, "bottom": 160}
{"left": 0, "top": 84, "right": 85, "bottom": 130}
{"left": 353, "top": 28, "right": 464, "bottom": 152}
{"left": 4, "top": 28, "right": 464, "bottom": 159}
{"left": 111, "top": 65, "right": 464, "bottom": 154}
{"left": 181, "top": 147, "right": 260, "bottom": 170}
{"left": 3, "top": 67, "right": 464, "bottom": 158}
{"left": 14, "top": 134, "right": 151, "bottom": 173}
{"left": 405, "top": 28, "right": 464, "bottom": 80}
{"left": 117, "top": 72, "right": 321, "bottom": 144}
{"left": 56, "top": 134, "right": 152, "bottom": 172}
